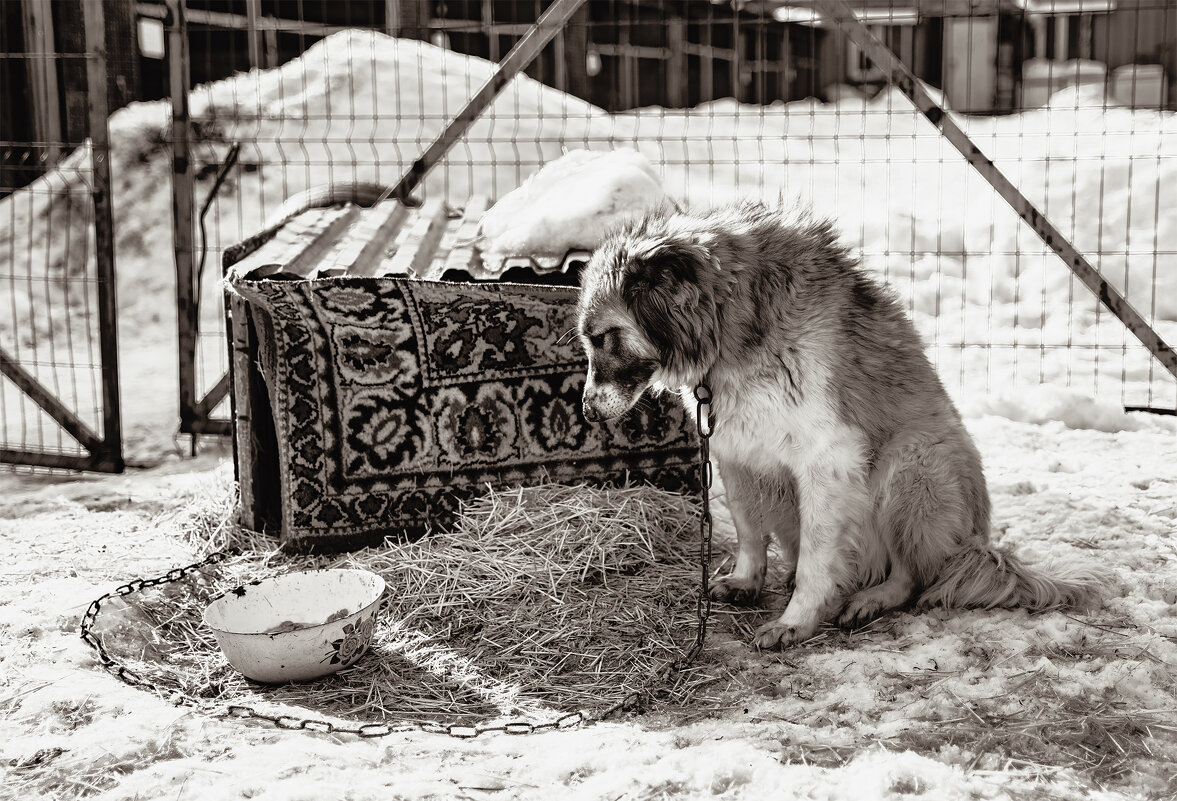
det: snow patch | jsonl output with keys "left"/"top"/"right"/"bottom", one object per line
{"left": 476, "top": 148, "right": 667, "bottom": 263}
{"left": 965, "top": 385, "right": 1177, "bottom": 432}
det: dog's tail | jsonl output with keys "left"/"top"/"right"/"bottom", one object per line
{"left": 917, "top": 545, "right": 1103, "bottom": 612}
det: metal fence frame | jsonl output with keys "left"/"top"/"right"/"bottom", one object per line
{"left": 164, "top": 0, "right": 227, "bottom": 441}
{"left": 1, "top": 0, "right": 123, "bottom": 472}
{"left": 823, "top": 1, "right": 1177, "bottom": 407}
{"left": 161, "top": 0, "right": 1177, "bottom": 438}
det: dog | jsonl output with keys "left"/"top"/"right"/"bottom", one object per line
{"left": 576, "top": 201, "right": 1100, "bottom": 649}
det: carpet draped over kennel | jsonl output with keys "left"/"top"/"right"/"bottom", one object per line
{"left": 229, "top": 271, "right": 700, "bottom": 550}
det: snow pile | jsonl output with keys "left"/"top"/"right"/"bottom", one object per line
{"left": 476, "top": 148, "right": 667, "bottom": 262}
{"left": 970, "top": 384, "right": 1177, "bottom": 433}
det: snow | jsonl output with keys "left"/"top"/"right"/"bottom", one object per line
{"left": 1, "top": 28, "right": 1176, "bottom": 801}
{"left": 963, "top": 385, "right": 1177, "bottom": 434}
{"left": 476, "top": 148, "right": 668, "bottom": 263}
{"left": 3, "top": 417, "right": 1176, "bottom": 799}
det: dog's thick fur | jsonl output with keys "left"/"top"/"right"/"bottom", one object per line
{"left": 577, "top": 201, "right": 1100, "bottom": 649}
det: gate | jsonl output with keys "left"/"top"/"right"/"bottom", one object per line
{"left": 164, "top": 0, "right": 1176, "bottom": 427}
{"left": 1, "top": 1, "right": 123, "bottom": 472}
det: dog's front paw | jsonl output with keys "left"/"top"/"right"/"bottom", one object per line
{"left": 709, "top": 575, "right": 763, "bottom": 606}
{"left": 838, "top": 595, "right": 886, "bottom": 629}
{"left": 753, "top": 619, "right": 818, "bottom": 650}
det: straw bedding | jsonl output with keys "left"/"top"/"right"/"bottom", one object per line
{"left": 89, "top": 481, "right": 720, "bottom": 725}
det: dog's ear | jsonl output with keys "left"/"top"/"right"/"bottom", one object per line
{"left": 621, "top": 242, "right": 718, "bottom": 373}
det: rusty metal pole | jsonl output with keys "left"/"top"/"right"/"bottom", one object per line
{"left": 165, "top": 0, "right": 199, "bottom": 449}
{"left": 390, "top": 0, "right": 588, "bottom": 203}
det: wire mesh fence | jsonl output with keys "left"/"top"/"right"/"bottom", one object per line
{"left": 169, "top": 0, "right": 1176, "bottom": 431}
{"left": 1, "top": 0, "right": 122, "bottom": 471}
{"left": 3, "top": 0, "right": 1174, "bottom": 471}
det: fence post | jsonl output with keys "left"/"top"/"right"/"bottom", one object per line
{"left": 384, "top": 0, "right": 400, "bottom": 36}
{"left": 245, "top": 0, "right": 263, "bottom": 70}
{"left": 667, "top": 17, "right": 685, "bottom": 108}
{"left": 483, "top": 0, "right": 499, "bottom": 62}
{"left": 81, "top": 0, "right": 124, "bottom": 472}
{"left": 166, "top": 0, "right": 199, "bottom": 447}
{"left": 700, "top": 21, "right": 713, "bottom": 103}
{"left": 730, "top": 12, "right": 741, "bottom": 102}
{"left": 563, "top": 3, "right": 590, "bottom": 101}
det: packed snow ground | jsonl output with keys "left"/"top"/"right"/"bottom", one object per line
{"left": 1, "top": 28, "right": 1176, "bottom": 801}
{"left": 2, "top": 412, "right": 1176, "bottom": 801}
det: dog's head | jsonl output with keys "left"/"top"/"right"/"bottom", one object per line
{"left": 576, "top": 218, "right": 719, "bottom": 421}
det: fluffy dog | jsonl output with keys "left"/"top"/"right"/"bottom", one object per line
{"left": 576, "top": 201, "right": 1099, "bottom": 649}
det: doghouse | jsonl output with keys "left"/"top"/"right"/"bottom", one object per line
{"left": 224, "top": 194, "right": 700, "bottom": 552}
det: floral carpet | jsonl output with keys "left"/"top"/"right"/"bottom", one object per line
{"left": 230, "top": 275, "right": 699, "bottom": 550}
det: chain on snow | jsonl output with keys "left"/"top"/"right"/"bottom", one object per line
{"left": 79, "top": 384, "right": 716, "bottom": 739}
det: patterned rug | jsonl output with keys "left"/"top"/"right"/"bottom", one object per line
{"left": 229, "top": 276, "right": 700, "bottom": 551}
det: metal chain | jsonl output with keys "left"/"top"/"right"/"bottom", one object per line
{"left": 687, "top": 382, "right": 714, "bottom": 665}
{"left": 79, "top": 548, "right": 241, "bottom": 690}
{"left": 592, "top": 382, "right": 714, "bottom": 722}
{"left": 78, "top": 384, "right": 716, "bottom": 738}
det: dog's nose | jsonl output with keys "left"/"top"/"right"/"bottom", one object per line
{"left": 582, "top": 385, "right": 606, "bottom": 422}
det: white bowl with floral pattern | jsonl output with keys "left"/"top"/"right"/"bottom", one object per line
{"left": 203, "top": 569, "right": 385, "bottom": 683}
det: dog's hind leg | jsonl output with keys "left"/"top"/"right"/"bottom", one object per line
{"left": 838, "top": 561, "right": 915, "bottom": 628}
{"left": 841, "top": 437, "right": 973, "bottom": 626}
{"left": 710, "top": 461, "right": 787, "bottom": 605}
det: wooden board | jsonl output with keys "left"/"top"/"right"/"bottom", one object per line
{"left": 228, "top": 196, "right": 589, "bottom": 284}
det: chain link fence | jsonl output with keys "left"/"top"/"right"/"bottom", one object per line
{"left": 170, "top": 0, "right": 1175, "bottom": 433}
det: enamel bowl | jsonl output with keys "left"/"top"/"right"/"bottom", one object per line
{"left": 203, "top": 569, "right": 385, "bottom": 684}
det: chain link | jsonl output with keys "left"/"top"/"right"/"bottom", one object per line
{"left": 79, "top": 385, "right": 716, "bottom": 739}
{"left": 78, "top": 548, "right": 240, "bottom": 690}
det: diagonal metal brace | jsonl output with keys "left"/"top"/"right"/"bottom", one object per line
{"left": 0, "top": 345, "right": 103, "bottom": 453}
{"left": 390, "top": 0, "right": 588, "bottom": 203}
{"left": 818, "top": 0, "right": 1177, "bottom": 382}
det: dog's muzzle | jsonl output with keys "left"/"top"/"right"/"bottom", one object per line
{"left": 582, "top": 383, "right": 630, "bottom": 422}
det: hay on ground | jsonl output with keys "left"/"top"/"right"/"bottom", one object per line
{"left": 90, "top": 481, "right": 719, "bottom": 726}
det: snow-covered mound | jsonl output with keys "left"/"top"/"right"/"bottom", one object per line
{"left": 476, "top": 148, "right": 667, "bottom": 263}
{"left": 965, "top": 385, "right": 1177, "bottom": 433}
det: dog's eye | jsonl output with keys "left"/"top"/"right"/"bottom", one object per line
{"left": 587, "top": 328, "right": 617, "bottom": 350}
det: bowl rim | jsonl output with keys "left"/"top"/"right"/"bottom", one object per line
{"left": 202, "top": 568, "right": 386, "bottom": 637}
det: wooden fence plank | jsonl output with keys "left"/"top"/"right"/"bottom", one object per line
{"left": 334, "top": 202, "right": 413, "bottom": 278}
{"left": 442, "top": 195, "right": 490, "bottom": 275}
